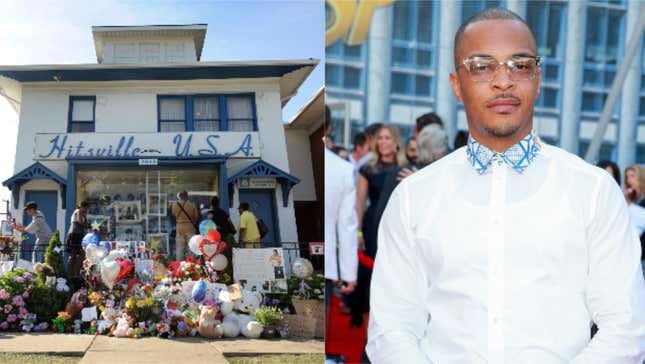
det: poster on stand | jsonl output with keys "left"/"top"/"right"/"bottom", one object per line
{"left": 232, "top": 248, "right": 288, "bottom": 293}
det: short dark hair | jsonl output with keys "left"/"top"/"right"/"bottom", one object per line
{"left": 332, "top": 146, "right": 348, "bottom": 155}
{"left": 239, "top": 202, "right": 249, "bottom": 211}
{"left": 416, "top": 112, "right": 444, "bottom": 132}
{"left": 364, "top": 123, "right": 384, "bottom": 138}
{"left": 211, "top": 196, "right": 220, "bottom": 208}
{"left": 79, "top": 201, "right": 89, "bottom": 209}
{"left": 597, "top": 160, "right": 621, "bottom": 185}
{"left": 454, "top": 7, "right": 536, "bottom": 68}
{"left": 353, "top": 132, "right": 367, "bottom": 150}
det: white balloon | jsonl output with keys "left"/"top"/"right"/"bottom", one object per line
{"left": 96, "top": 246, "right": 107, "bottom": 259}
{"left": 100, "top": 259, "right": 120, "bottom": 290}
{"left": 210, "top": 254, "right": 228, "bottom": 271}
{"left": 188, "top": 235, "right": 203, "bottom": 256}
{"left": 85, "top": 244, "right": 100, "bottom": 265}
{"left": 105, "top": 250, "right": 126, "bottom": 262}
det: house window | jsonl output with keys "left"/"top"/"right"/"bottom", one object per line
{"left": 157, "top": 94, "right": 256, "bottom": 132}
{"left": 159, "top": 97, "right": 186, "bottom": 132}
{"left": 68, "top": 96, "right": 96, "bottom": 133}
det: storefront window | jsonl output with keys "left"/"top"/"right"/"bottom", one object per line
{"left": 75, "top": 167, "right": 219, "bottom": 255}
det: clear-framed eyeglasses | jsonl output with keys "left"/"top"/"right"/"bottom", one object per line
{"left": 460, "top": 55, "right": 541, "bottom": 82}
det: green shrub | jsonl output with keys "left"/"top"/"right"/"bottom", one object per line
{"left": 253, "top": 306, "right": 284, "bottom": 326}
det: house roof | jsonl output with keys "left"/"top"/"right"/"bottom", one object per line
{"left": 91, "top": 24, "right": 208, "bottom": 62}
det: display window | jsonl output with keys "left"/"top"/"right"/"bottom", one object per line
{"left": 75, "top": 167, "right": 219, "bottom": 254}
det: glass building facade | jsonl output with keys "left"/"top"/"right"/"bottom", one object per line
{"left": 326, "top": 0, "right": 644, "bottom": 169}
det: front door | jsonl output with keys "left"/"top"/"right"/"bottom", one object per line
{"left": 22, "top": 190, "right": 58, "bottom": 261}
{"left": 238, "top": 189, "right": 278, "bottom": 245}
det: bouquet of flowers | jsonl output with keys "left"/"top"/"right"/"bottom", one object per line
{"left": 52, "top": 311, "right": 71, "bottom": 333}
{"left": 0, "top": 269, "right": 34, "bottom": 331}
{"left": 0, "top": 235, "right": 25, "bottom": 256}
{"left": 125, "top": 294, "right": 163, "bottom": 322}
{"left": 169, "top": 259, "right": 205, "bottom": 284}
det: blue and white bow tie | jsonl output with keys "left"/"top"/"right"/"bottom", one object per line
{"left": 466, "top": 131, "right": 542, "bottom": 175}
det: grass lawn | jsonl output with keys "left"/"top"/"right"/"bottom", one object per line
{"left": 0, "top": 353, "right": 81, "bottom": 364}
{"left": 226, "top": 353, "right": 324, "bottom": 364}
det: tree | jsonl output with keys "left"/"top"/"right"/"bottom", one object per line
{"left": 45, "top": 230, "right": 68, "bottom": 280}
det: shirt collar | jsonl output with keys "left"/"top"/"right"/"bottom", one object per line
{"left": 466, "top": 131, "right": 542, "bottom": 175}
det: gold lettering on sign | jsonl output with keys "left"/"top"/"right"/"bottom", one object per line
{"left": 325, "top": 0, "right": 396, "bottom": 46}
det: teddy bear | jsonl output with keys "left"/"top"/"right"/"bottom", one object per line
{"left": 198, "top": 305, "right": 223, "bottom": 338}
{"left": 221, "top": 313, "right": 241, "bottom": 338}
{"left": 234, "top": 290, "right": 262, "bottom": 314}
{"left": 170, "top": 314, "right": 194, "bottom": 337}
{"left": 238, "top": 314, "right": 263, "bottom": 339}
{"left": 219, "top": 289, "right": 263, "bottom": 338}
{"left": 218, "top": 290, "right": 235, "bottom": 316}
{"left": 56, "top": 277, "right": 70, "bottom": 292}
{"left": 111, "top": 315, "right": 130, "bottom": 338}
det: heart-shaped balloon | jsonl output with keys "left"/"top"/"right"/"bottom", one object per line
{"left": 192, "top": 279, "right": 206, "bottom": 303}
{"left": 206, "top": 229, "right": 221, "bottom": 242}
{"left": 188, "top": 235, "right": 203, "bottom": 256}
{"left": 96, "top": 245, "right": 108, "bottom": 260}
{"left": 210, "top": 254, "right": 228, "bottom": 271}
{"left": 199, "top": 220, "right": 216, "bottom": 236}
{"left": 86, "top": 243, "right": 100, "bottom": 265}
{"left": 199, "top": 239, "right": 219, "bottom": 260}
{"left": 101, "top": 259, "right": 121, "bottom": 290}
{"left": 116, "top": 259, "right": 134, "bottom": 282}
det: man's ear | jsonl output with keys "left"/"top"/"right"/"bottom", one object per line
{"left": 449, "top": 72, "right": 463, "bottom": 103}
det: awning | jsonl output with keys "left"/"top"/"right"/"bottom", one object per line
{"left": 226, "top": 159, "right": 300, "bottom": 208}
{"left": 2, "top": 162, "right": 67, "bottom": 209}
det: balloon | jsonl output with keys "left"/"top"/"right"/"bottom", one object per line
{"left": 291, "top": 258, "right": 314, "bottom": 279}
{"left": 105, "top": 250, "right": 126, "bottom": 262}
{"left": 96, "top": 245, "right": 107, "bottom": 260}
{"left": 101, "top": 259, "right": 120, "bottom": 290}
{"left": 199, "top": 239, "right": 219, "bottom": 260}
{"left": 206, "top": 229, "right": 221, "bottom": 242}
{"left": 216, "top": 241, "right": 227, "bottom": 255}
{"left": 99, "top": 241, "right": 111, "bottom": 251}
{"left": 210, "top": 254, "right": 228, "bottom": 271}
{"left": 82, "top": 232, "right": 99, "bottom": 250}
{"left": 199, "top": 220, "right": 217, "bottom": 236}
{"left": 188, "top": 235, "right": 203, "bottom": 256}
{"left": 116, "top": 259, "right": 134, "bottom": 282}
{"left": 85, "top": 243, "right": 100, "bottom": 265}
{"left": 192, "top": 280, "right": 206, "bottom": 303}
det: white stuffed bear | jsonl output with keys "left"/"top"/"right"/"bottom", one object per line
{"left": 221, "top": 313, "right": 241, "bottom": 338}
{"left": 239, "top": 314, "right": 263, "bottom": 339}
{"left": 218, "top": 290, "right": 235, "bottom": 316}
{"left": 234, "top": 290, "right": 263, "bottom": 339}
{"left": 56, "top": 277, "right": 70, "bottom": 292}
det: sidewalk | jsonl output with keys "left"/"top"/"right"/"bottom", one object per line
{"left": 0, "top": 333, "right": 323, "bottom": 363}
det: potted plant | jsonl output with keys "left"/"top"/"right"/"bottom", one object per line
{"left": 287, "top": 273, "right": 324, "bottom": 320}
{"left": 254, "top": 306, "right": 284, "bottom": 338}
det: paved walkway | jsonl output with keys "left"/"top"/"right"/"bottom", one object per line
{"left": 0, "top": 333, "right": 323, "bottom": 363}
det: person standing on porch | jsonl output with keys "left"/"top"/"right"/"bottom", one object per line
{"left": 12, "top": 201, "right": 52, "bottom": 264}
{"left": 171, "top": 191, "right": 199, "bottom": 260}
{"left": 237, "top": 202, "right": 261, "bottom": 248}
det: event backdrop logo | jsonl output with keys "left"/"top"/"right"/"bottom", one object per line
{"left": 325, "top": 0, "right": 395, "bottom": 46}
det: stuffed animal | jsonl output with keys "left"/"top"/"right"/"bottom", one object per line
{"left": 56, "top": 277, "right": 70, "bottom": 292}
{"left": 112, "top": 316, "right": 130, "bottom": 337}
{"left": 73, "top": 319, "right": 82, "bottom": 334}
{"left": 218, "top": 290, "right": 234, "bottom": 316}
{"left": 221, "top": 313, "right": 241, "bottom": 338}
{"left": 238, "top": 314, "right": 263, "bottom": 339}
{"left": 234, "top": 290, "right": 262, "bottom": 314}
{"left": 198, "top": 305, "right": 223, "bottom": 338}
{"left": 170, "top": 314, "right": 194, "bottom": 337}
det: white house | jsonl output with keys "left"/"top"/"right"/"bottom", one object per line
{"left": 0, "top": 24, "right": 318, "bottom": 257}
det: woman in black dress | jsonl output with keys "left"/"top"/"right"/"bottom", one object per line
{"left": 67, "top": 201, "right": 90, "bottom": 288}
{"left": 347, "top": 125, "right": 405, "bottom": 326}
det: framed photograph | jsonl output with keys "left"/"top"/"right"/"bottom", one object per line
{"left": 148, "top": 233, "right": 170, "bottom": 255}
{"left": 115, "top": 225, "right": 143, "bottom": 241}
{"left": 147, "top": 193, "right": 167, "bottom": 217}
{"left": 112, "top": 201, "right": 142, "bottom": 223}
{"left": 0, "top": 221, "right": 12, "bottom": 236}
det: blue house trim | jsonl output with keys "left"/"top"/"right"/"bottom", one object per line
{"left": 2, "top": 162, "right": 67, "bottom": 209}
{"left": 0, "top": 65, "right": 304, "bottom": 83}
{"left": 226, "top": 159, "right": 300, "bottom": 208}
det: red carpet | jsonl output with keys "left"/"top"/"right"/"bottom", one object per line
{"left": 325, "top": 294, "right": 370, "bottom": 364}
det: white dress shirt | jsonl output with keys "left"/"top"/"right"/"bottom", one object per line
{"left": 325, "top": 148, "right": 358, "bottom": 282}
{"left": 628, "top": 203, "right": 645, "bottom": 237}
{"left": 367, "top": 140, "right": 645, "bottom": 363}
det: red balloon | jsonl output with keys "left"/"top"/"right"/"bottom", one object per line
{"left": 116, "top": 259, "right": 134, "bottom": 282}
{"left": 206, "top": 229, "right": 221, "bottom": 242}
{"left": 216, "top": 241, "right": 227, "bottom": 255}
